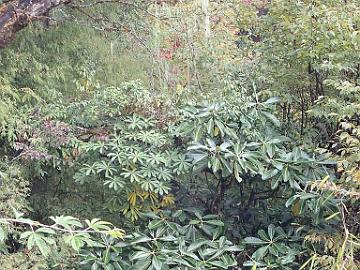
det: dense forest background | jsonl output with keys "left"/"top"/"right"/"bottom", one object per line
{"left": 0, "top": 0, "right": 360, "bottom": 269}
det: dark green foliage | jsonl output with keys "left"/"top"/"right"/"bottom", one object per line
{"left": 79, "top": 210, "right": 241, "bottom": 270}
{"left": 0, "top": 1, "right": 360, "bottom": 269}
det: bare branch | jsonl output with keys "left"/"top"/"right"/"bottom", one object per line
{"left": 0, "top": 0, "right": 73, "bottom": 48}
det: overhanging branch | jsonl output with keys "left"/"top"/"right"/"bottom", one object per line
{"left": 0, "top": 0, "right": 72, "bottom": 48}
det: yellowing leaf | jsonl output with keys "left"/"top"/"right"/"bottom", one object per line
{"left": 107, "top": 228, "right": 125, "bottom": 239}
{"left": 161, "top": 194, "right": 175, "bottom": 206}
{"left": 292, "top": 200, "right": 301, "bottom": 217}
{"left": 128, "top": 192, "right": 137, "bottom": 206}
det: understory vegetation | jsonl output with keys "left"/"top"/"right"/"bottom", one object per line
{"left": 0, "top": 0, "right": 360, "bottom": 269}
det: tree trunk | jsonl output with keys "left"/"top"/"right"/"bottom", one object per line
{"left": 0, "top": 0, "right": 71, "bottom": 48}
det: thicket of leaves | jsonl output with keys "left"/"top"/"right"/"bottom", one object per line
{"left": 0, "top": 0, "right": 360, "bottom": 270}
